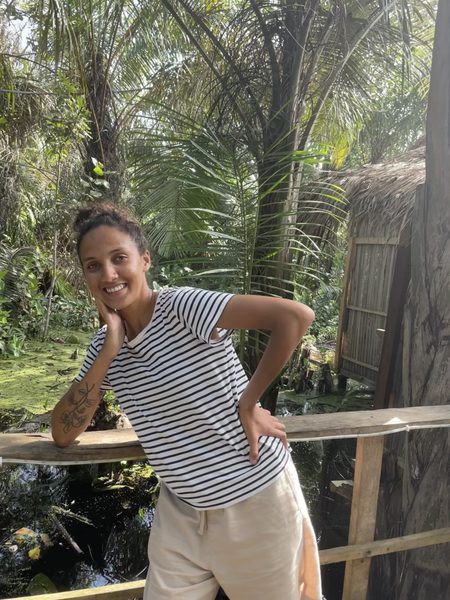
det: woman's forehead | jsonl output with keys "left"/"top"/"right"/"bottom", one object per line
{"left": 79, "top": 225, "right": 136, "bottom": 258}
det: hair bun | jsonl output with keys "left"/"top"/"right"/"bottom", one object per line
{"left": 74, "top": 202, "right": 148, "bottom": 256}
{"left": 73, "top": 203, "right": 121, "bottom": 233}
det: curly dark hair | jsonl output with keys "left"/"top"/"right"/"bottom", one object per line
{"left": 74, "top": 203, "right": 148, "bottom": 256}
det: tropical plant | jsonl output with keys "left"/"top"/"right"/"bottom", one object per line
{"left": 146, "top": 0, "right": 435, "bottom": 300}
{"left": 50, "top": 292, "right": 98, "bottom": 331}
{"left": 127, "top": 0, "right": 435, "bottom": 406}
{"left": 27, "top": 0, "right": 180, "bottom": 200}
{"left": 0, "top": 9, "right": 47, "bottom": 243}
{"left": 129, "top": 113, "right": 346, "bottom": 374}
{"left": 0, "top": 242, "right": 44, "bottom": 353}
{"left": 3, "top": 0, "right": 437, "bottom": 405}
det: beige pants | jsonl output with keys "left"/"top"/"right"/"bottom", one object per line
{"left": 145, "top": 458, "right": 322, "bottom": 600}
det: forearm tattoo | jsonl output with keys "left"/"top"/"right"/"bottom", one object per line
{"left": 60, "top": 382, "right": 99, "bottom": 433}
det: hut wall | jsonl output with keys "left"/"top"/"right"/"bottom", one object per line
{"left": 338, "top": 238, "right": 398, "bottom": 384}
{"left": 330, "top": 145, "right": 424, "bottom": 385}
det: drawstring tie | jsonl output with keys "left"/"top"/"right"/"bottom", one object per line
{"left": 198, "top": 510, "right": 208, "bottom": 535}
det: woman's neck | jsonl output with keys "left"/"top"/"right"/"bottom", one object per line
{"left": 119, "top": 288, "right": 156, "bottom": 341}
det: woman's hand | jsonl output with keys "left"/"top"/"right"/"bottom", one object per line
{"left": 95, "top": 297, "right": 125, "bottom": 359}
{"left": 239, "top": 397, "right": 288, "bottom": 465}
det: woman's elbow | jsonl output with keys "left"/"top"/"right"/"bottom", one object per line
{"left": 295, "top": 303, "right": 315, "bottom": 330}
{"left": 51, "top": 412, "right": 72, "bottom": 448}
{"left": 51, "top": 429, "right": 72, "bottom": 448}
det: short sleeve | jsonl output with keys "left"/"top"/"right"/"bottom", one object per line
{"left": 169, "top": 287, "right": 234, "bottom": 345}
{"left": 74, "top": 327, "right": 113, "bottom": 391}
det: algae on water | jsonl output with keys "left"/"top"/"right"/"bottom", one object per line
{"left": 0, "top": 329, "right": 92, "bottom": 415}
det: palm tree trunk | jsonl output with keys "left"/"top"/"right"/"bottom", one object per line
{"left": 84, "top": 50, "right": 123, "bottom": 201}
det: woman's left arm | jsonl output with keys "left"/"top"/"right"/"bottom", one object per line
{"left": 217, "top": 295, "right": 315, "bottom": 464}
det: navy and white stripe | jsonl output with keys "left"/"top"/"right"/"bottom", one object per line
{"left": 76, "top": 287, "right": 289, "bottom": 509}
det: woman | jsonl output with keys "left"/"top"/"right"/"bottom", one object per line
{"left": 51, "top": 203, "right": 322, "bottom": 600}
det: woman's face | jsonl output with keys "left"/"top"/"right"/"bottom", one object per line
{"left": 78, "top": 225, "right": 151, "bottom": 311}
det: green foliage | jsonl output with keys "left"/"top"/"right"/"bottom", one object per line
{"left": 131, "top": 116, "right": 345, "bottom": 298}
{"left": 346, "top": 87, "right": 429, "bottom": 166}
{"left": 79, "top": 167, "right": 111, "bottom": 201}
{"left": 103, "top": 389, "right": 122, "bottom": 416}
{"left": 93, "top": 462, "right": 159, "bottom": 497}
{"left": 132, "top": 124, "right": 258, "bottom": 290}
{"left": 49, "top": 292, "right": 98, "bottom": 332}
{"left": 0, "top": 272, "right": 11, "bottom": 354}
{"left": 0, "top": 1, "right": 437, "bottom": 374}
{"left": 307, "top": 280, "right": 342, "bottom": 343}
{"left": 0, "top": 244, "right": 45, "bottom": 355}
{"left": 45, "top": 83, "right": 90, "bottom": 155}
{"left": 0, "top": 328, "right": 25, "bottom": 358}
{"left": 303, "top": 229, "right": 346, "bottom": 343}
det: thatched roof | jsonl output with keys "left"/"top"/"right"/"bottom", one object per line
{"left": 302, "top": 142, "right": 426, "bottom": 240}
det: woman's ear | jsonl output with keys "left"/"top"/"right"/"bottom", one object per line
{"left": 142, "top": 250, "right": 151, "bottom": 272}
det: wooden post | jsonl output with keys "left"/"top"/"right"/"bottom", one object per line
{"left": 342, "top": 436, "right": 384, "bottom": 600}
{"left": 373, "top": 224, "right": 411, "bottom": 409}
{"left": 335, "top": 238, "right": 355, "bottom": 372}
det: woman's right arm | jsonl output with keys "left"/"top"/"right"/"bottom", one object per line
{"left": 51, "top": 349, "right": 115, "bottom": 447}
{"left": 51, "top": 300, "right": 124, "bottom": 448}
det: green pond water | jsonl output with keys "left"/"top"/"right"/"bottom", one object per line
{"left": 0, "top": 329, "right": 92, "bottom": 416}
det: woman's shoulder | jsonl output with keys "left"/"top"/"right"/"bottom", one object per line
{"left": 86, "top": 324, "right": 108, "bottom": 349}
{"left": 156, "top": 285, "right": 204, "bottom": 304}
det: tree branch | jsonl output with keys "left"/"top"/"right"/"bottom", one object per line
{"left": 172, "top": 0, "right": 266, "bottom": 133}
{"left": 160, "top": 0, "right": 262, "bottom": 159}
{"left": 249, "top": 0, "right": 281, "bottom": 113}
{"left": 298, "top": 0, "right": 400, "bottom": 150}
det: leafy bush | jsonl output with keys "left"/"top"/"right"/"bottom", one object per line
{"left": 307, "top": 280, "right": 341, "bottom": 343}
{"left": 304, "top": 233, "right": 346, "bottom": 344}
{"left": 0, "top": 242, "right": 46, "bottom": 354}
{"left": 50, "top": 292, "right": 98, "bottom": 332}
{"left": 0, "top": 270, "right": 27, "bottom": 356}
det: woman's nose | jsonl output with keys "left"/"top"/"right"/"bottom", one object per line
{"left": 102, "top": 262, "right": 118, "bottom": 281}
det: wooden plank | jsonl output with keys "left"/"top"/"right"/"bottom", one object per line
{"left": 374, "top": 224, "right": 411, "bottom": 409}
{"left": 346, "top": 305, "right": 387, "bottom": 318}
{"left": 335, "top": 238, "right": 355, "bottom": 371}
{"left": 341, "top": 355, "right": 379, "bottom": 372}
{"left": 0, "top": 429, "right": 146, "bottom": 465}
{"left": 0, "top": 406, "right": 449, "bottom": 464}
{"left": 284, "top": 404, "right": 450, "bottom": 441}
{"left": 342, "top": 436, "right": 384, "bottom": 600}
{"left": 6, "top": 580, "right": 146, "bottom": 600}
{"left": 320, "top": 527, "right": 450, "bottom": 565}
{"left": 353, "top": 237, "right": 399, "bottom": 246}
{"left": 339, "top": 368, "right": 375, "bottom": 387}
{"left": 331, "top": 479, "right": 354, "bottom": 501}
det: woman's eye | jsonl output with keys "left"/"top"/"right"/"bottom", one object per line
{"left": 86, "top": 263, "right": 98, "bottom": 271}
{"left": 114, "top": 255, "right": 127, "bottom": 263}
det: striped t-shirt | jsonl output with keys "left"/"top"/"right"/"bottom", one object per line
{"left": 76, "top": 287, "right": 289, "bottom": 509}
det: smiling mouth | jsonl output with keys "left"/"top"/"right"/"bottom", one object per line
{"left": 105, "top": 283, "right": 127, "bottom": 294}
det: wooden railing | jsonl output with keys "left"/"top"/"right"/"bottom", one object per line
{"left": 1, "top": 405, "right": 450, "bottom": 600}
